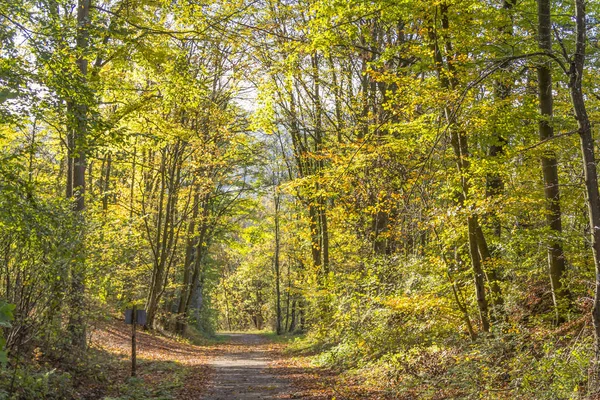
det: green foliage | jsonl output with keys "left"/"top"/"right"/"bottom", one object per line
{"left": 0, "top": 301, "right": 14, "bottom": 367}
{"left": 0, "top": 367, "right": 73, "bottom": 400}
{"left": 105, "top": 369, "right": 184, "bottom": 400}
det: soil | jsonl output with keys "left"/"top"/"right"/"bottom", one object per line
{"left": 201, "top": 333, "right": 295, "bottom": 399}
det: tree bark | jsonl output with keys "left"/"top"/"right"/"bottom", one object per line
{"left": 475, "top": 225, "right": 504, "bottom": 320}
{"left": 67, "top": 0, "right": 91, "bottom": 350}
{"left": 174, "top": 191, "right": 200, "bottom": 335}
{"left": 102, "top": 152, "right": 111, "bottom": 211}
{"left": 537, "top": 0, "right": 570, "bottom": 324}
{"left": 145, "top": 151, "right": 167, "bottom": 329}
{"left": 564, "top": 0, "right": 600, "bottom": 391}
{"left": 274, "top": 189, "right": 282, "bottom": 335}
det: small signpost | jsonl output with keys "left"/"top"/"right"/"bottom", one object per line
{"left": 125, "top": 306, "right": 146, "bottom": 377}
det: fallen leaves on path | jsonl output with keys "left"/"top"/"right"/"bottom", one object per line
{"left": 268, "top": 343, "right": 397, "bottom": 400}
{"left": 89, "top": 321, "right": 211, "bottom": 399}
{"left": 87, "top": 326, "right": 395, "bottom": 400}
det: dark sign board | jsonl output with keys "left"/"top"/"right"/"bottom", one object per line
{"left": 125, "top": 309, "right": 147, "bottom": 325}
{"left": 136, "top": 310, "right": 147, "bottom": 326}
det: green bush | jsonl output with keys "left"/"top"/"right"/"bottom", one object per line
{"left": 0, "top": 368, "right": 74, "bottom": 400}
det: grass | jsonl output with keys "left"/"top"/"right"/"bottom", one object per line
{"left": 257, "top": 331, "right": 306, "bottom": 344}
{"left": 209, "top": 329, "right": 305, "bottom": 345}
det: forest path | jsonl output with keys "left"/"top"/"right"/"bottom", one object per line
{"left": 201, "top": 333, "right": 296, "bottom": 399}
{"left": 89, "top": 323, "right": 379, "bottom": 399}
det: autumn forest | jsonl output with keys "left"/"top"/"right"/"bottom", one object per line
{"left": 1, "top": 0, "right": 600, "bottom": 398}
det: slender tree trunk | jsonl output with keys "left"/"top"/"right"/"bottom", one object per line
{"left": 537, "top": 0, "right": 570, "bottom": 324}
{"left": 175, "top": 191, "right": 200, "bottom": 335}
{"left": 274, "top": 190, "right": 282, "bottom": 335}
{"left": 193, "top": 274, "right": 204, "bottom": 327}
{"left": 468, "top": 216, "right": 490, "bottom": 332}
{"left": 102, "top": 152, "right": 111, "bottom": 211}
{"left": 299, "top": 298, "right": 306, "bottom": 331}
{"left": 312, "top": 52, "right": 331, "bottom": 329}
{"left": 186, "top": 228, "right": 209, "bottom": 313}
{"left": 130, "top": 141, "right": 137, "bottom": 219}
{"left": 145, "top": 152, "right": 165, "bottom": 329}
{"left": 146, "top": 145, "right": 179, "bottom": 329}
{"left": 308, "top": 204, "right": 322, "bottom": 271}
{"left": 289, "top": 299, "right": 296, "bottom": 333}
{"left": 183, "top": 199, "right": 211, "bottom": 327}
{"left": 66, "top": 107, "right": 74, "bottom": 199}
{"left": 87, "top": 156, "right": 93, "bottom": 197}
{"left": 475, "top": 226, "right": 504, "bottom": 319}
{"left": 312, "top": 52, "right": 329, "bottom": 275}
{"left": 328, "top": 55, "right": 344, "bottom": 143}
{"left": 428, "top": 4, "right": 491, "bottom": 332}
{"left": 563, "top": 0, "right": 600, "bottom": 391}
{"left": 67, "top": 0, "right": 91, "bottom": 350}
{"left": 446, "top": 4, "right": 492, "bottom": 332}
{"left": 222, "top": 273, "right": 232, "bottom": 331}
{"left": 319, "top": 197, "right": 329, "bottom": 273}
{"left": 284, "top": 260, "right": 291, "bottom": 332}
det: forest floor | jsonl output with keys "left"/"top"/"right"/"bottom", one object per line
{"left": 87, "top": 321, "right": 212, "bottom": 399}
{"left": 87, "top": 322, "right": 387, "bottom": 399}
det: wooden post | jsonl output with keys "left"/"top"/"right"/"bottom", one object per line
{"left": 131, "top": 304, "right": 137, "bottom": 377}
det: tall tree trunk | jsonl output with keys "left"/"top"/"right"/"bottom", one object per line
{"left": 175, "top": 191, "right": 200, "bottom": 335}
{"left": 319, "top": 197, "right": 329, "bottom": 273}
{"left": 182, "top": 205, "right": 212, "bottom": 332}
{"left": 130, "top": 141, "right": 137, "bottom": 219}
{"left": 222, "top": 273, "right": 232, "bottom": 331}
{"left": 467, "top": 216, "right": 490, "bottom": 332}
{"left": 476, "top": 225, "right": 504, "bottom": 321}
{"left": 565, "top": 0, "right": 600, "bottom": 391}
{"left": 537, "top": 0, "right": 570, "bottom": 324}
{"left": 102, "top": 152, "right": 111, "bottom": 211}
{"left": 288, "top": 299, "right": 296, "bottom": 333}
{"left": 146, "top": 145, "right": 179, "bottom": 329}
{"left": 66, "top": 115, "right": 74, "bottom": 199}
{"left": 312, "top": 52, "right": 329, "bottom": 275}
{"left": 328, "top": 55, "right": 344, "bottom": 143}
{"left": 67, "top": 0, "right": 91, "bottom": 350}
{"left": 274, "top": 190, "right": 282, "bottom": 335}
{"left": 308, "top": 204, "right": 322, "bottom": 272}
{"left": 192, "top": 271, "right": 205, "bottom": 329}
{"left": 284, "top": 259, "right": 291, "bottom": 332}
{"left": 312, "top": 52, "right": 331, "bottom": 329}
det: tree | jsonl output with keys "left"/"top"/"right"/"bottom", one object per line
{"left": 536, "top": 0, "right": 570, "bottom": 325}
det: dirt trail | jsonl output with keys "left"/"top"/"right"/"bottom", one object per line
{"left": 202, "top": 333, "right": 294, "bottom": 399}
{"left": 93, "top": 324, "right": 336, "bottom": 399}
